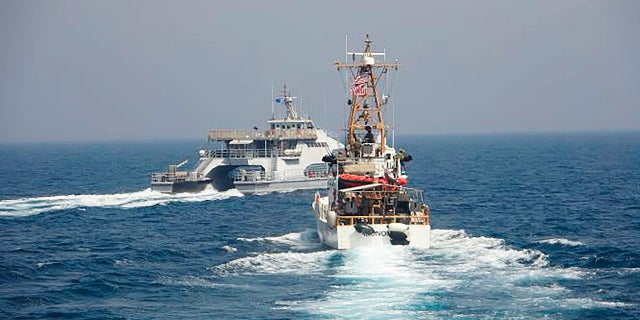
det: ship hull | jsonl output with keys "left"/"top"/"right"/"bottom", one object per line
{"left": 150, "top": 180, "right": 211, "bottom": 194}
{"left": 313, "top": 197, "right": 430, "bottom": 250}
{"left": 235, "top": 177, "right": 327, "bottom": 194}
{"left": 316, "top": 219, "right": 430, "bottom": 250}
{"left": 151, "top": 176, "right": 327, "bottom": 194}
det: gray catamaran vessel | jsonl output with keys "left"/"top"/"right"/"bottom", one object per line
{"left": 151, "top": 85, "right": 342, "bottom": 194}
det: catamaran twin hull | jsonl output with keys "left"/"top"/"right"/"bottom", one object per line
{"left": 150, "top": 180, "right": 211, "bottom": 194}
{"left": 151, "top": 175, "right": 329, "bottom": 195}
{"left": 234, "top": 177, "right": 327, "bottom": 194}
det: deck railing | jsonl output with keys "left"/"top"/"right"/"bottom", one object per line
{"left": 202, "top": 148, "right": 302, "bottom": 159}
{"left": 151, "top": 172, "right": 187, "bottom": 183}
{"left": 336, "top": 213, "right": 429, "bottom": 226}
{"left": 334, "top": 187, "right": 429, "bottom": 225}
{"left": 208, "top": 129, "right": 317, "bottom": 141}
{"left": 233, "top": 169, "right": 328, "bottom": 182}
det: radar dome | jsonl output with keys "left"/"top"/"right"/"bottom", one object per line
{"left": 364, "top": 56, "right": 375, "bottom": 66}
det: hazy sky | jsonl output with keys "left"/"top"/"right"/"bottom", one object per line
{"left": 1, "top": 0, "right": 639, "bottom": 142}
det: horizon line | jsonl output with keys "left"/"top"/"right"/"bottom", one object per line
{"left": 1, "top": 128, "right": 639, "bottom": 145}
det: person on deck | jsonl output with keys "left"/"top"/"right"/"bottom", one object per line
{"left": 363, "top": 126, "right": 375, "bottom": 143}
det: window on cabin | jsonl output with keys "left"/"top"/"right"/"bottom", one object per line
{"left": 305, "top": 142, "right": 328, "bottom": 148}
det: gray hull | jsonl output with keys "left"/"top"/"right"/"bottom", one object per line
{"left": 151, "top": 176, "right": 327, "bottom": 194}
{"left": 150, "top": 180, "right": 211, "bottom": 194}
{"left": 234, "top": 178, "right": 327, "bottom": 194}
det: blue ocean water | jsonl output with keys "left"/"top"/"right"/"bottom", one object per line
{"left": 1, "top": 133, "right": 639, "bottom": 319}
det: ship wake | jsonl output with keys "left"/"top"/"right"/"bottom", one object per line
{"left": 0, "top": 188, "right": 243, "bottom": 217}
{"left": 210, "top": 229, "right": 629, "bottom": 319}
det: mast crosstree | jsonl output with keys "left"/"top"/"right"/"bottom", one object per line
{"left": 334, "top": 34, "right": 399, "bottom": 155}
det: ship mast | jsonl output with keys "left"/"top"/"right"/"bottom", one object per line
{"left": 334, "top": 35, "right": 398, "bottom": 155}
{"left": 281, "top": 84, "right": 299, "bottom": 120}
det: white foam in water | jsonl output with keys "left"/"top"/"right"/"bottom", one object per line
{"left": 157, "top": 275, "right": 246, "bottom": 289}
{"left": 251, "top": 188, "right": 299, "bottom": 196}
{"left": 238, "top": 229, "right": 320, "bottom": 249}
{"left": 221, "top": 245, "right": 238, "bottom": 253}
{"left": 36, "top": 261, "right": 58, "bottom": 269}
{"left": 0, "top": 188, "right": 243, "bottom": 217}
{"left": 537, "top": 238, "right": 585, "bottom": 246}
{"left": 308, "top": 246, "right": 452, "bottom": 319}
{"left": 255, "top": 229, "right": 626, "bottom": 319}
{"left": 211, "top": 250, "right": 333, "bottom": 276}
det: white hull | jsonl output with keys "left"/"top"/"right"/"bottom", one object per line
{"left": 313, "top": 197, "right": 430, "bottom": 250}
{"left": 315, "top": 219, "right": 430, "bottom": 250}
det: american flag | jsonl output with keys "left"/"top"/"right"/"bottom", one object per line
{"left": 350, "top": 74, "right": 368, "bottom": 96}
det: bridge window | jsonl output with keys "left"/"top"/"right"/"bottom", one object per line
{"left": 306, "top": 142, "right": 329, "bottom": 148}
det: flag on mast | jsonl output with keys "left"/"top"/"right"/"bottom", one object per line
{"left": 350, "top": 74, "right": 368, "bottom": 96}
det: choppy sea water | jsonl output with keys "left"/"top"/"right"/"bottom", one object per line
{"left": 1, "top": 133, "right": 639, "bottom": 319}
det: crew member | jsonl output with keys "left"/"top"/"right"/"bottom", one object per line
{"left": 363, "top": 126, "right": 374, "bottom": 143}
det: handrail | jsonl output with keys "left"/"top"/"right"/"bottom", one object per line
{"left": 332, "top": 185, "right": 429, "bottom": 225}
{"left": 201, "top": 148, "right": 303, "bottom": 159}
{"left": 150, "top": 171, "right": 204, "bottom": 183}
{"left": 335, "top": 211, "right": 430, "bottom": 226}
{"left": 338, "top": 187, "right": 426, "bottom": 205}
{"left": 233, "top": 169, "right": 329, "bottom": 182}
{"left": 208, "top": 129, "right": 318, "bottom": 141}
{"left": 151, "top": 172, "right": 187, "bottom": 183}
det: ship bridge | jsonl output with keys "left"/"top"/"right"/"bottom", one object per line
{"left": 207, "top": 123, "right": 318, "bottom": 142}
